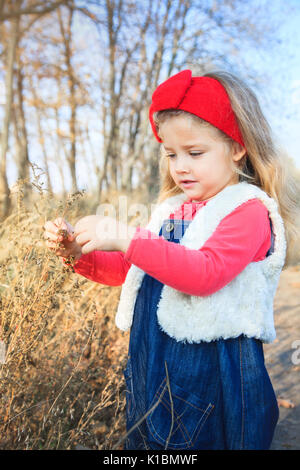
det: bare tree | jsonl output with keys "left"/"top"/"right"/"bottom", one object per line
{"left": 57, "top": 1, "right": 78, "bottom": 193}
{"left": 0, "top": 0, "right": 72, "bottom": 218}
{"left": 0, "top": 7, "right": 20, "bottom": 219}
{"left": 86, "top": 0, "right": 278, "bottom": 201}
{"left": 0, "top": 0, "right": 286, "bottom": 213}
{"left": 12, "top": 41, "right": 31, "bottom": 203}
{"left": 96, "top": 0, "right": 154, "bottom": 198}
{"left": 28, "top": 74, "right": 54, "bottom": 196}
{"left": 0, "top": 0, "right": 70, "bottom": 22}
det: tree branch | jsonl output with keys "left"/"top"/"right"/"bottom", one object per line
{"left": 0, "top": 0, "right": 70, "bottom": 21}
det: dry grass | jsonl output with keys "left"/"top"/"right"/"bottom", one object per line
{"left": 0, "top": 177, "right": 132, "bottom": 450}
{"left": 1, "top": 168, "right": 299, "bottom": 450}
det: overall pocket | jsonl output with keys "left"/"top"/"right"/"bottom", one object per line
{"left": 123, "top": 356, "right": 136, "bottom": 421}
{"left": 146, "top": 377, "right": 214, "bottom": 450}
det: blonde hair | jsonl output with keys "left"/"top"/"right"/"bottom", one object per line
{"left": 153, "top": 71, "right": 300, "bottom": 268}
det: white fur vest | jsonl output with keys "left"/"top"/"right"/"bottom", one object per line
{"left": 115, "top": 182, "right": 286, "bottom": 343}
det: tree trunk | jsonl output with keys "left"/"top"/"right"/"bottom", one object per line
{"left": 58, "top": 3, "right": 78, "bottom": 193}
{"left": 54, "top": 107, "right": 67, "bottom": 199}
{"left": 0, "top": 12, "right": 20, "bottom": 219}
{"left": 0, "top": 1, "right": 69, "bottom": 22}
{"left": 33, "top": 94, "right": 54, "bottom": 196}
{"left": 13, "top": 47, "right": 31, "bottom": 205}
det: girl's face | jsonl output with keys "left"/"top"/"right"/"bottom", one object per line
{"left": 159, "top": 115, "right": 246, "bottom": 202}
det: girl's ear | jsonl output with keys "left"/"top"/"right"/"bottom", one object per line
{"left": 232, "top": 142, "right": 247, "bottom": 162}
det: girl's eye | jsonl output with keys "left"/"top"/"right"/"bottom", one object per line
{"left": 165, "top": 152, "right": 203, "bottom": 158}
{"left": 190, "top": 152, "right": 203, "bottom": 157}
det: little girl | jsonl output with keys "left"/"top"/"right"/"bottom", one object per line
{"left": 44, "top": 69, "right": 296, "bottom": 450}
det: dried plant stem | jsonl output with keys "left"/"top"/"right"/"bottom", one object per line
{"left": 5, "top": 258, "right": 52, "bottom": 360}
{"left": 45, "top": 321, "right": 95, "bottom": 421}
{"left": 112, "top": 382, "right": 168, "bottom": 450}
{"left": 164, "top": 360, "right": 174, "bottom": 450}
{"left": 1, "top": 400, "right": 49, "bottom": 427}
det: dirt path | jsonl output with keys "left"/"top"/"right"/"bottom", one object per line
{"left": 264, "top": 265, "right": 300, "bottom": 450}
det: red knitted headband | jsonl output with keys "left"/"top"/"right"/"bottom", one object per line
{"left": 149, "top": 69, "right": 245, "bottom": 148}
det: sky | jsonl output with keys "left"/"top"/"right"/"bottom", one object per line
{"left": 256, "top": 0, "right": 300, "bottom": 167}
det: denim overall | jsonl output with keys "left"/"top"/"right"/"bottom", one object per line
{"left": 123, "top": 217, "right": 278, "bottom": 450}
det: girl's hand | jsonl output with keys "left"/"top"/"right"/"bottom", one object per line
{"left": 74, "top": 215, "right": 136, "bottom": 254}
{"left": 43, "top": 217, "right": 82, "bottom": 261}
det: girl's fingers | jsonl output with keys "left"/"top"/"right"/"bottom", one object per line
{"left": 66, "top": 230, "right": 76, "bottom": 242}
{"left": 44, "top": 231, "right": 63, "bottom": 242}
{"left": 45, "top": 240, "right": 69, "bottom": 256}
{"left": 73, "top": 230, "right": 82, "bottom": 239}
{"left": 45, "top": 239, "right": 63, "bottom": 249}
{"left": 75, "top": 232, "right": 91, "bottom": 246}
{"left": 44, "top": 220, "right": 59, "bottom": 234}
{"left": 53, "top": 217, "right": 66, "bottom": 228}
{"left": 74, "top": 216, "right": 94, "bottom": 234}
{"left": 73, "top": 227, "right": 83, "bottom": 237}
{"left": 81, "top": 240, "right": 99, "bottom": 255}
{"left": 45, "top": 219, "right": 75, "bottom": 240}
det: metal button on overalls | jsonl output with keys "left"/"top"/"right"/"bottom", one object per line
{"left": 165, "top": 222, "right": 174, "bottom": 232}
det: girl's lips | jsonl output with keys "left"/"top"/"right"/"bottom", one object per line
{"left": 181, "top": 180, "right": 197, "bottom": 188}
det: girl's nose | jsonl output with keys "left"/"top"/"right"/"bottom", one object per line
{"left": 174, "top": 158, "right": 189, "bottom": 174}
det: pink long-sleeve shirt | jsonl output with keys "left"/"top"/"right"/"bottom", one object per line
{"left": 72, "top": 197, "right": 271, "bottom": 297}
